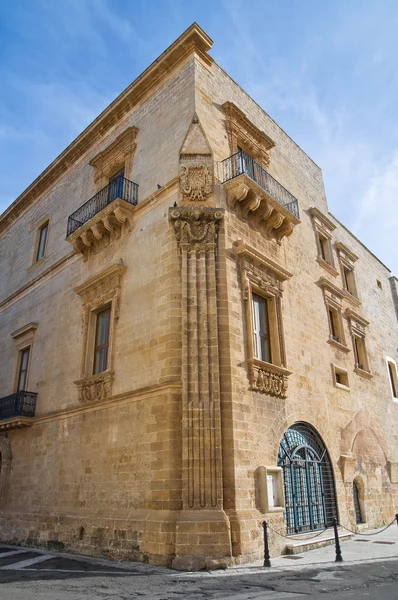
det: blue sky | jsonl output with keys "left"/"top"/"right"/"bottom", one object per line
{"left": 0, "top": 0, "right": 397, "bottom": 272}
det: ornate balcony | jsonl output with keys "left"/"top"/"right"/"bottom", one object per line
{"left": 221, "top": 150, "right": 300, "bottom": 242}
{"left": 66, "top": 176, "right": 138, "bottom": 260}
{"left": 0, "top": 391, "right": 37, "bottom": 431}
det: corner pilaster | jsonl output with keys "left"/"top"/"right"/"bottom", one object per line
{"left": 169, "top": 206, "right": 232, "bottom": 570}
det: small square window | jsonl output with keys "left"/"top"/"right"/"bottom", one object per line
{"left": 36, "top": 221, "right": 49, "bottom": 261}
{"left": 332, "top": 364, "right": 349, "bottom": 390}
{"left": 377, "top": 280, "right": 382, "bottom": 289}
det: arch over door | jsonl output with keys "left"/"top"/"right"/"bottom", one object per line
{"left": 278, "top": 422, "right": 338, "bottom": 534}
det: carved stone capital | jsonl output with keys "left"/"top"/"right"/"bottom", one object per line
{"left": 169, "top": 207, "right": 224, "bottom": 245}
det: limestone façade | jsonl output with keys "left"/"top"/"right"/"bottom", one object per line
{"left": 0, "top": 24, "right": 397, "bottom": 570}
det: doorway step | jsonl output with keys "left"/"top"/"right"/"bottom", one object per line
{"left": 284, "top": 530, "right": 353, "bottom": 555}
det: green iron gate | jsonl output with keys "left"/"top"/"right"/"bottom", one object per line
{"left": 278, "top": 422, "right": 338, "bottom": 535}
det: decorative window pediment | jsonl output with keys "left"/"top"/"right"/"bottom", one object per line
{"left": 234, "top": 241, "right": 292, "bottom": 398}
{"left": 222, "top": 102, "right": 275, "bottom": 168}
{"left": 89, "top": 126, "right": 138, "bottom": 189}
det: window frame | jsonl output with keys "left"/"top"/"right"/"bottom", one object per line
{"left": 16, "top": 346, "right": 31, "bottom": 391}
{"left": 336, "top": 242, "right": 360, "bottom": 304}
{"left": 331, "top": 363, "right": 350, "bottom": 391}
{"left": 11, "top": 322, "right": 38, "bottom": 395}
{"left": 386, "top": 357, "right": 398, "bottom": 401}
{"left": 346, "top": 309, "right": 372, "bottom": 378}
{"left": 93, "top": 306, "right": 111, "bottom": 375}
{"left": 319, "top": 278, "right": 349, "bottom": 352}
{"left": 74, "top": 264, "right": 126, "bottom": 403}
{"left": 36, "top": 220, "right": 49, "bottom": 262}
{"left": 310, "top": 208, "right": 339, "bottom": 277}
{"left": 235, "top": 242, "right": 292, "bottom": 398}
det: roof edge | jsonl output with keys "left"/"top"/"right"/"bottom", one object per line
{"left": 0, "top": 22, "right": 213, "bottom": 234}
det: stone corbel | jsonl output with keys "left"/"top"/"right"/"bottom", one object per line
{"left": 67, "top": 199, "right": 136, "bottom": 260}
{"left": 227, "top": 182, "right": 250, "bottom": 209}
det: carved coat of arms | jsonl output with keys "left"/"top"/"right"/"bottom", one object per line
{"left": 180, "top": 164, "right": 213, "bottom": 201}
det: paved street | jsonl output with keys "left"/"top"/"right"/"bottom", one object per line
{"left": 0, "top": 526, "right": 397, "bottom": 599}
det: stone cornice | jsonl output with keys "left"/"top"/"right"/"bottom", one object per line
{"left": 318, "top": 276, "right": 345, "bottom": 299}
{"left": 234, "top": 241, "right": 293, "bottom": 281}
{"left": 335, "top": 241, "right": 359, "bottom": 263}
{"left": 74, "top": 262, "right": 126, "bottom": 299}
{"left": 222, "top": 101, "right": 275, "bottom": 151}
{"left": 11, "top": 322, "right": 38, "bottom": 339}
{"left": 310, "top": 207, "right": 336, "bottom": 232}
{"left": 89, "top": 127, "right": 138, "bottom": 170}
{"left": 345, "top": 308, "right": 369, "bottom": 328}
{"left": 28, "top": 381, "right": 182, "bottom": 425}
{"left": 0, "top": 23, "right": 213, "bottom": 233}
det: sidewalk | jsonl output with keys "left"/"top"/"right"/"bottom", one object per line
{"left": 175, "top": 522, "right": 398, "bottom": 578}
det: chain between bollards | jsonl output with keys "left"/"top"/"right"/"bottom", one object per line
{"left": 333, "top": 517, "right": 343, "bottom": 562}
{"left": 262, "top": 521, "right": 271, "bottom": 567}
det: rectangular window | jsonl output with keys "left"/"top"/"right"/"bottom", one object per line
{"left": 17, "top": 347, "right": 30, "bottom": 391}
{"left": 252, "top": 293, "right": 271, "bottom": 363}
{"left": 93, "top": 308, "right": 111, "bottom": 374}
{"left": 319, "top": 235, "right": 327, "bottom": 262}
{"left": 343, "top": 266, "right": 357, "bottom": 297}
{"left": 328, "top": 308, "right": 340, "bottom": 342}
{"left": 36, "top": 221, "right": 49, "bottom": 261}
{"left": 353, "top": 335, "right": 369, "bottom": 372}
{"left": 388, "top": 362, "right": 397, "bottom": 398}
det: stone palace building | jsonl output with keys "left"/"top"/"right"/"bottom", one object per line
{"left": 0, "top": 24, "right": 397, "bottom": 570}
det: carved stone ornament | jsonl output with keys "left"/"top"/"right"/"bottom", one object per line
{"left": 179, "top": 113, "right": 213, "bottom": 203}
{"left": 222, "top": 101, "right": 275, "bottom": 169}
{"left": 180, "top": 164, "right": 213, "bottom": 201}
{"left": 169, "top": 207, "right": 224, "bottom": 246}
{"left": 90, "top": 126, "right": 138, "bottom": 188}
{"left": 250, "top": 364, "right": 288, "bottom": 398}
{"left": 74, "top": 371, "right": 114, "bottom": 404}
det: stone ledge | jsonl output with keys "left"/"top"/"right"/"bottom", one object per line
{"left": 284, "top": 531, "right": 353, "bottom": 555}
{"left": 0, "top": 417, "right": 34, "bottom": 432}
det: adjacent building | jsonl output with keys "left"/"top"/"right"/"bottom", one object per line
{"left": 0, "top": 24, "right": 397, "bottom": 570}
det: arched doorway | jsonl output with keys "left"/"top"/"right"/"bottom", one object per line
{"left": 278, "top": 422, "right": 338, "bottom": 534}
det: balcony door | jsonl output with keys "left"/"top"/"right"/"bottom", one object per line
{"left": 108, "top": 168, "right": 125, "bottom": 202}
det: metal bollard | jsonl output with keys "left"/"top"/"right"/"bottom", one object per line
{"left": 262, "top": 521, "right": 271, "bottom": 567}
{"left": 395, "top": 513, "right": 398, "bottom": 526}
{"left": 333, "top": 517, "right": 343, "bottom": 562}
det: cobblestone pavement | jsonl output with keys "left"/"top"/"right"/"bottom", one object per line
{"left": 0, "top": 525, "right": 397, "bottom": 599}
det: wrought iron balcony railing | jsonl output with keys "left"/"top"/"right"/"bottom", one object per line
{"left": 0, "top": 391, "right": 37, "bottom": 421}
{"left": 67, "top": 176, "right": 139, "bottom": 237}
{"left": 221, "top": 150, "right": 300, "bottom": 220}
